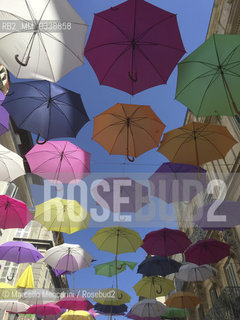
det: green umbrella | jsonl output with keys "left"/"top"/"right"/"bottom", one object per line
{"left": 162, "top": 307, "right": 189, "bottom": 318}
{"left": 94, "top": 260, "right": 137, "bottom": 277}
{"left": 176, "top": 34, "right": 240, "bottom": 116}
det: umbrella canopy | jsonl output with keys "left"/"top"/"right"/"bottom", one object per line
{"left": 92, "top": 103, "right": 165, "bottom": 161}
{"left": 176, "top": 263, "right": 217, "bottom": 282}
{"left": 44, "top": 243, "right": 93, "bottom": 272}
{"left": 95, "top": 260, "right": 137, "bottom": 277}
{"left": 56, "top": 297, "right": 93, "bottom": 311}
{"left": 157, "top": 122, "right": 238, "bottom": 167}
{"left": 91, "top": 226, "right": 143, "bottom": 255}
{"left": 133, "top": 276, "right": 175, "bottom": 298}
{"left": 194, "top": 201, "right": 240, "bottom": 230}
{"left": 185, "top": 239, "right": 230, "bottom": 265}
{"left": 35, "top": 198, "right": 90, "bottom": 234}
{"left": 161, "top": 307, "right": 189, "bottom": 318}
{"left": 85, "top": 0, "right": 185, "bottom": 95}
{"left": 0, "top": 0, "right": 87, "bottom": 82}
{"left": 92, "top": 177, "right": 149, "bottom": 212}
{"left": 0, "top": 301, "right": 29, "bottom": 313}
{"left": 15, "top": 265, "right": 34, "bottom": 289}
{"left": 0, "top": 241, "right": 43, "bottom": 263}
{"left": 137, "top": 256, "right": 182, "bottom": 277}
{"left": 127, "top": 299, "right": 167, "bottom": 318}
{"left": 175, "top": 34, "right": 240, "bottom": 116}
{"left": 0, "top": 91, "right": 9, "bottom": 135}
{"left": 25, "top": 141, "right": 90, "bottom": 184}
{"left": 3, "top": 81, "right": 89, "bottom": 142}
{"left": 0, "top": 144, "right": 25, "bottom": 182}
{"left": 62, "top": 310, "right": 95, "bottom": 320}
{"left": 94, "top": 288, "right": 131, "bottom": 306}
{"left": 52, "top": 268, "right": 71, "bottom": 277}
{"left": 94, "top": 303, "right": 127, "bottom": 315}
{"left": 27, "top": 303, "right": 61, "bottom": 315}
{"left": 165, "top": 292, "right": 200, "bottom": 309}
{"left": 0, "top": 195, "right": 32, "bottom": 229}
{"left": 142, "top": 228, "right": 191, "bottom": 256}
{"left": 148, "top": 162, "right": 207, "bottom": 203}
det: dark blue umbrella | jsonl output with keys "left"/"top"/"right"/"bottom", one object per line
{"left": 137, "top": 256, "right": 182, "bottom": 277}
{"left": 94, "top": 303, "right": 127, "bottom": 315}
{"left": 2, "top": 80, "right": 89, "bottom": 143}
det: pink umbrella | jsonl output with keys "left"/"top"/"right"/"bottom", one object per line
{"left": 89, "top": 309, "right": 99, "bottom": 317}
{"left": 0, "top": 195, "right": 32, "bottom": 229}
{"left": 26, "top": 303, "right": 61, "bottom": 316}
{"left": 56, "top": 296, "right": 93, "bottom": 311}
{"left": 185, "top": 239, "right": 230, "bottom": 265}
{"left": 25, "top": 141, "right": 90, "bottom": 184}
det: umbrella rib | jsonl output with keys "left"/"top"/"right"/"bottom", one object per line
{"left": 180, "top": 60, "right": 217, "bottom": 70}
{"left": 109, "top": 124, "right": 128, "bottom": 155}
{"left": 92, "top": 121, "right": 125, "bottom": 139}
{"left": 85, "top": 41, "right": 129, "bottom": 52}
{"left": 196, "top": 132, "right": 229, "bottom": 158}
{"left": 50, "top": 102, "right": 77, "bottom": 136}
{"left": 11, "top": 82, "right": 48, "bottom": 98}
{"left": 17, "top": 101, "right": 48, "bottom": 128}
{"left": 25, "top": 0, "right": 37, "bottom": 23}
{"left": 221, "top": 42, "right": 240, "bottom": 66}
{"left": 130, "top": 121, "right": 163, "bottom": 145}
{"left": 137, "top": 41, "right": 186, "bottom": 54}
{"left": 28, "top": 155, "right": 60, "bottom": 172}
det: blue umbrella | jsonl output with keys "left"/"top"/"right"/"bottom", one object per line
{"left": 2, "top": 80, "right": 89, "bottom": 143}
{"left": 94, "top": 303, "right": 127, "bottom": 315}
{"left": 137, "top": 256, "right": 182, "bottom": 277}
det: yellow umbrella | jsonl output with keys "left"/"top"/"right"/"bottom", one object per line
{"left": 15, "top": 266, "right": 34, "bottom": 289}
{"left": 0, "top": 283, "right": 14, "bottom": 289}
{"left": 165, "top": 292, "right": 201, "bottom": 309}
{"left": 61, "top": 310, "right": 95, "bottom": 320}
{"left": 94, "top": 288, "right": 131, "bottom": 306}
{"left": 133, "top": 276, "right": 175, "bottom": 298}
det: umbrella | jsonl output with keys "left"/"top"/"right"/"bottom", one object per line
{"left": 56, "top": 297, "right": 93, "bottom": 311}
{"left": 61, "top": 310, "right": 95, "bottom": 320}
{"left": 175, "top": 263, "right": 217, "bottom": 282}
{"left": 185, "top": 239, "right": 230, "bottom": 265}
{"left": 0, "top": 144, "right": 25, "bottom": 181}
{"left": 89, "top": 309, "right": 99, "bottom": 317}
{"left": 165, "top": 292, "right": 200, "bottom": 309}
{"left": 194, "top": 201, "right": 240, "bottom": 230}
{"left": 44, "top": 243, "right": 93, "bottom": 272}
{"left": 92, "top": 177, "right": 149, "bottom": 212}
{"left": 94, "top": 260, "right": 137, "bottom": 277}
{"left": 141, "top": 228, "right": 191, "bottom": 256}
{"left": 137, "top": 256, "right": 182, "bottom": 277}
{"left": 0, "top": 195, "right": 32, "bottom": 229}
{"left": 25, "top": 141, "right": 90, "bottom": 184}
{"left": 157, "top": 122, "right": 238, "bottom": 167}
{"left": 175, "top": 34, "right": 240, "bottom": 116}
{"left": 15, "top": 265, "right": 34, "bottom": 289}
{"left": 0, "top": 91, "right": 9, "bottom": 135}
{"left": 0, "top": 0, "right": 87, "bottom": 82}
{"left": 3, "top": 81, "right": 89, "bottom": 142}
{"left": 92, "top": 103, "right": 165, "bottom": 161}
{"left": 133, "top": 276, "right": 175, "bottom": 298}
{"left": 94, "top": 303, "right": 127, "bottom": 315}
{"left": 85, "top": 0, "right": 185, "bottom": 95}
{"left": 94, "top": 288, "right": 131, "bottom": 306}
{"left": 26, "top": 303, "right": 61, "bottom": 315}
{"left": 148, "top": 162, "right": 207, "bottom": 203}
{"left": 127, "top": 299, "right": 167, "bottom": 317}
{"left": 52, "top": 268, "right": 71, "bottom": 277}
{"left": 161, "top": 307, "right": 189, "bottom": 318}
{"left": 0, "top": 301, "right": 29, "bottom": 313}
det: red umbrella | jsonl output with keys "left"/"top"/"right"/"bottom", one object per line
{"left": 185, "top": 239, "right": 230, "bottom": 265}
{"left": 85, "top": 0, "right": 185, "bottom": 95}
{"left": 26, "top": 303, "right": 61, "bottom": 316}
{"left": 142, "top": 228, "right": 191, "bottom": 256}
{"left": 56, "top": 296, "right": 93, "bottom": 311}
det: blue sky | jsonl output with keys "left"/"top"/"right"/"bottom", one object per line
{"left": 28, "top": 0, "right": 214, "bottom": 316}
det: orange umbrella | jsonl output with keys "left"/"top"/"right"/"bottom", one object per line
{"left": 165, "top": 292, "right": 200, "bottom": 309}
{"left": 93, "top": 103, "right": 165, "bottom": 161}
{"left": 158, "top": 122, "right": 237, "bottom": 166}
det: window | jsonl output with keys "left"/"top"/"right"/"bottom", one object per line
{"left": 15, "top": 221, "right": 33, "bottom": 239}
{"left": 209, "top": 286, "right": 218, "bottom": 306}
{"left": 0, "top": 261, "right": 19, "bottom": 285}
{"left": 225, "top": 260, "right": 239, "bottom": 287}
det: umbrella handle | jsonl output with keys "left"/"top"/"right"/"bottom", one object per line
{"left": 127, "top": 155, "right": 135, "bottom": 162}
{"left": 128, "top": 72, "right": 138, "bottom": 82}
{"left": 15, "top": 54, "right": 30, "bottom": 67}
{"left": 7, "top": 273, "right": 14, "bottom": 281}
{"left": 36, "top": 134, "right": 47, "bottom": 145}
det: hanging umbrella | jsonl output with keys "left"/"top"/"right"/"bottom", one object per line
{"left": 133, "top": 276, "right": 175, "bottom": 298}
{"left": 44, "top": 243, "right": 93, "bottom": 272}
{"left": 0, "top": 301, "right": 29, "bottom": 313}
{"left": 0, "top": 0, "right": 87, "bottom": 82}
{"left": 127, "top": 299, "right": 167, "bottom": 318}
{"left": 0, "top": 144, "right": 25, "bottom": 181}
{"left": 141, "top": 228, "right": 191, "bottom": 256}
{"left": 0, "top": 195, "right": 32, "bottom": 229}
{"left": 148, "top": 162, "right": 207, "bottom": 203}
{"left": 185, "top": 239, "right": 230, "bottom": 265}
{"left": 175, "top": 263, "right": 217, "bottom": 282}
{"left": 92, "top": 177, "right": 149, "bottom": 212}
{"left": 0, "top": 91, "right": 9, "bottom": 136}
{"left": 25, "top": 141, "right": 90, "bottom": 184}
{"left": 175, "top": 34, "right": 240, "bottom": 116}
{"left": 94, "top": 288, "right": 131, "bottom": 306}
{"left": 85, "top": 0, "right": 185, "bottom": 95}
{"left": 61, "top": 310, "right": 95, "bottom": 320}
{"left": 15, "top": 265, "right": 34, "bottom": 289}
{"left": 161, "top": 307, "right": 189, "bottom": 318}
{"left": 52, "top": 268, "right": 71, "bottom": 277}
{"left": 56, "top": 297, "right": 93, "bottom": 311}
{"left": 89, "top": 309, "right": 99, "bottom": 317}
{"left": 137, "top": 256, "right": 182, "bottom": 277}
{"left": 194, "top": 201, "right": 240, "bottom": 230}
{"left": 92, "top": 103, "right": 165, "bottom": 161}
{"left": 94, "top": 303, "right": 127, "bottom": 315}
{"left": 3, "top": 81, "right": 89, "bottom": 143}
{"left": 165, "top": 292, "right": 200, "bottom": 309}
{"left": 26, "top": 303, "right": 61, "bottom": 315}
{"left": 157, "top": 122, "right": 238, "bottom": 167}
{"left": 94, "top": 260, "right": 137, "bottom": 277}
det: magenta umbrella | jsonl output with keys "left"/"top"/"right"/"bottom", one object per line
{"left": 25, "top": 141, "right": 90, "bottom": 184}
{"left": 0, "top": 195, "right": 32, "bottom": 229}
{"left": 185, "top": 239, "right": 231, "bottom": 265}
{"left": 85, "top": 0, "right": 185, "bottom": 95}
{"left": 27, "top": 303, "right": 61, "bottom": 316}
{"left": 56, "top": 296, "right": 93, "bottom": 311}
{"left": 142, "top": 228, "right": 191, "bottom": 256}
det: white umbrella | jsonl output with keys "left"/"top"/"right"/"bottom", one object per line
{"left": 175, "top": 263, "right": 217, "bottom": 282}
{"left": 0, "top": 144, "right": 25, "bottom": 181}
{"left": 0, "top": 0, "right": 87, "bottom": 82}
{"left": 44, "top": 243, "right": 93, "bottom": 272}
{"left": 128, "top": 299, "right": 167, "bottom": 317}
{"left": 0, "top": 300, "right": 29, "bottom": 313}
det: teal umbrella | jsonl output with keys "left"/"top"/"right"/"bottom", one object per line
{"left": 162, "top": 307, "right": 189, "bottom": 318}
{"left": 94, "top": 260, "right": 137, "bottom": 277}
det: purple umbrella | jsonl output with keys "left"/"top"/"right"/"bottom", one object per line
{"left": 0, "top": 91, "right": 9, "bottom": 136}
{"left": 85, "top": 0, "right": 185, "bottom": 95}
{"left": 185, "top": 239, "right": 230, "bottom": 265}
{"left": 194, "top": 201, "right": 240, "bottom": 230}
{"left": 52, "top": 268, "right": 71, "bottom": 277}
{"left": 149, "top": 162, "right": 206, "bottom": 203}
